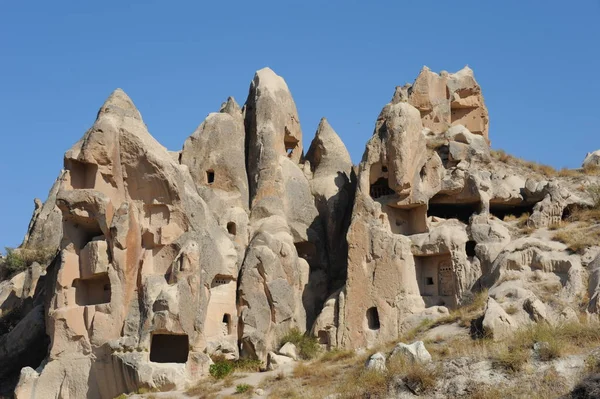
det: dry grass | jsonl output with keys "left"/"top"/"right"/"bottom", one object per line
{"left": 558, "top": 165, "right": 600, "bottom": 177}
{"left": 553, "top": 185, "right": 600, "bottom": 253}
{"left": 467, "top": 368, "right": 568, "bottom": 399}
{"left": 335, "top": 355, "right": 439, "bottom": 398}
{"left": 318, "top": 348, "right": 355, "bottom": 363}
{"left": 554, "top": 226, "right": 600, "bottom": 253}
{"left": 185, "top": 378, "right": 221, "bottom": 398}
{"left": 503, "top": 212, "right": 530, "bottom": 228}
{"left": 491, "top": 150, "right": 557, "bottom": 177}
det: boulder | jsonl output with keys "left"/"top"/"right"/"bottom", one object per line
{"left": 267, "top": 351, "right": 294, "bottom": 370}
{"left": 482, "top": 297, "right": 517, "bottom": 340}
{"left": 583, "top": 150, "right": 600, "bottom": 168}
{"left": 390, "top": 341, "right": 432, "bottom": 364}
{"left": 279, "top": 342, "right": 298, "bottom": 360}
{"left": 365, "top": 352, "right": 387, "bottom": 373}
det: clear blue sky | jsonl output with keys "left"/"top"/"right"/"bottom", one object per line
{"left": 1, "top": 1, "right": 599, "bottom": 249}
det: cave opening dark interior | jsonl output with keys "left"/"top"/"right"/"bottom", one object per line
{"left": 370, "top": 178, "right": 395, "bottom": 199}
{"left": 466, "top": 241, "right": 477, "bottom": 257}
{"left": 489, "top": 202, "right": 538, "bottom": 221}
{"left": 427, "top": 202, "right": 480, "bottom": 224}
{"left": 366, "top": 307, "right": 380, "bottom": 330}
{"left": 149, "top": 334, "right": 189, "bottom": 363}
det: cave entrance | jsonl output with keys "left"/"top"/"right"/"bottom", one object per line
{"left": 73, "top": 273, "right": 111, "bottom": 306}
{"left": 366, "top": 307, "right": 380, "bottom": 330}
{"left": 427, "top": 200, "right": 480, "bottom": 224}
{"left": 382, "top": 204, "right": 427, "bottom": 235}
{"left": 222, "top": 313, "right": 232, "bottom": 335}
{"left": 489, "top": 202, "right": 538, "bottom": 221}
{"left": 284, "top": 133, "right": 299, "bottom": 159}
{"left": 369, "top": 177, "right": 395, "bottom": 199}
{"left": 317, "top": 330, "right": 329, "bottom": 345}
{"left": 150, "top": 334, "right": 189, "bottom": 363}
{"left": 206, "top": 170, "right": 215, "bottom": 184}
{"left": 227, "top": 222, "right": 237, "bottom": 235}
{"left": 414, "top": 253, "right": 456, "bottom": 308}
{"left": 466, "top": 240, "right": 477, "bottom": 257}
{"left": 294, "top": 242, "right": 317, "bottom": 264}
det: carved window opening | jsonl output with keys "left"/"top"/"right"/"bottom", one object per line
{"left": 73, "top": 273, "right": 111, "bottom": 306}
{"left": 466, "top": 241, "right": 477, "bottom": 257}
{"left": 381, "top": 165, "right": 388, "bottom": 173}
{"left": 149, "top": 334, "right": 189, "bottom": 363}
{"left": 366, "top": 307, "right": 380, "bottom": 330}
{"left": 227, "top": 222, "right": 237, "bottom": 236}
{"left": 67, "top": 159, "right": 98, "bottom": 189}
{"left": 425, "top": 277, "right": 434, "bottom": 286}
{"left": 284, "top": 131, "right": 299, "bottom": 159}
{"left": 222, "top": 313, "right": 232, "bottom": 335}
{"left": 206, "top": 170, "right": 215, "bottom": 184}
{"left": 211, "top": 275, "right": 233, "bottom": 288}
{"left": 370, "top": 178, "right": 395, "bottom": 199}
{"left": 318, "top": 330, "right": 329, "bottom": 345}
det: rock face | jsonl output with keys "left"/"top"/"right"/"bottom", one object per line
{"left": 396, "top": 66, "right": 490, "bottom": 142}
{"left": 583, "top": 150, "right": 600, "bottom": 168}
{"left": 2, "top": 65, "right": 600, "bottom": 398}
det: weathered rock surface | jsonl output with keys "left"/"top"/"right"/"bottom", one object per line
{"left": 390, "top": 341, "right": 432, "bottom": 364}
{"left": 365, "top": 352, "right": 387, "bottom": 372}
{"left": 583, "top": 150, "right": 600, "bottom": 168}
{"left": 2, "top": 65, "right": 600, "bottom": 398}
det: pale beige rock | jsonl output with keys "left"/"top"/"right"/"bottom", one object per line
{"left": 15, "top": 88, "right": 234, "bottom": 398}
{"left": 365, "top": 352, "right": 387, "bottom": 372}
{"left": 390, "top": 341, "right": 432, "bottom": 364}
{"left": 405, "top": 66, "right": 490, "bottom": 142}
{"left": 583, "top": 150, "right": 600, "bottom": 168}
{"left": 267, "top": 351, "right": 294, "bottom": 370}
{"left": 279, "top": 342, "right": 298, "bottom": 360}
{"left": 482, "top": 297, "right": 517, "bottom": 340}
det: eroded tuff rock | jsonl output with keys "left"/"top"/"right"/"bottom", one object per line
{"left": 3, "top": 66, "right": 600, "bottom": 398}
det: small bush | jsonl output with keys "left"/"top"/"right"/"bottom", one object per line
{"left": 2, "top": 247, "right": 26, "bottom": 275}
{"left": 231, "top": 358, "right": 262, "bottom": 372}
{"left": 209, "top": 361, "right": 234, "bottom": 379}
{"left": 280, "top": 328, "right": 320, "bottom": 360}
{"left": 235, "top": 384, "right": 252, "bottom": 394}
{"left": 113, "top": 395, "right": 127, "bottom": 399}
{"left": 1, "top": 246, "right": 56, "bottom": 279}
{"left": 492, "top": 346, "right": 528, "bottom": 373}
{"left": 404, "top": 363, "right": 438, "bottom": 394}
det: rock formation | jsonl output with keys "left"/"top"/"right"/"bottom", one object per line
{"left": 2, "top": 66, "right": 600, "bottom": 398}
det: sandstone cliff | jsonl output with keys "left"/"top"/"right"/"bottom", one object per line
{"left": 1, "top": 66, "right": 599, "bottom": 398}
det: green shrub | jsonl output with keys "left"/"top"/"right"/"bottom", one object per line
{"left": 209, "top": 361, "right": 234, "bottom": 379}
{"left": 3, "top": 247, "right": 26, "bottom": 275}
{"left": 280, "top": 328, "right": 320, "bottom": 360}
{"left": 235, "top": 383, "right": 252, "bottom": 394}
{"left": 1, "top": 246, "right": 56, "bottom": 279}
